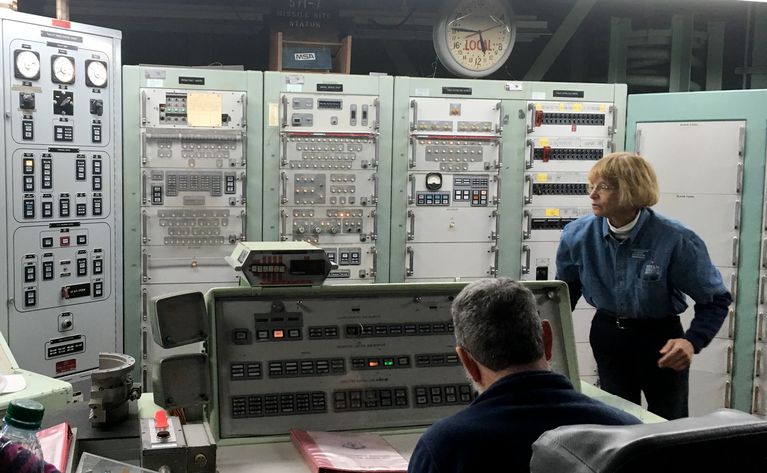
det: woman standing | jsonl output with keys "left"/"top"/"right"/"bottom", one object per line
{"left": 555, "top": 152, "right": 732, "bottom": 419}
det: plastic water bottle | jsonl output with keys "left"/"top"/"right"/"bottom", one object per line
{"left": 0, "top": 399, "right": 46, "bottom": 472}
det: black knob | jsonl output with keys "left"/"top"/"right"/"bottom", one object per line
{"left": 90, "top": 99, "right": 103, "bottom": 116}
{"left": 19, "top": 92, "right": 35, "bottom": 110}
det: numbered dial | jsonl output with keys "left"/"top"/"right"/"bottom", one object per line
{"left": 86, "top": 60, "right": 108, "bottom": 88}
{"left": 14, "top": 50, "right": 41, "bottom": 80}
{"left": 51, "top": 55, "right": 75, "bottom": 84}
{"left": 434, "top": 0, "right": 516, "bottom": 78}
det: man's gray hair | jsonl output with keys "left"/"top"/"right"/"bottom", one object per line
{"left": 451, "top": 278, "right": 544, "bottom": 371}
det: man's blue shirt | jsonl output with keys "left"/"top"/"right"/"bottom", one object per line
{"left": 556, "top": 208, "right": 731, "bottom": 351}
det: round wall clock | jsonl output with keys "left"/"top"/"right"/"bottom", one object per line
{"left": 433, "top": 0, "right": 516, "bottom": 78}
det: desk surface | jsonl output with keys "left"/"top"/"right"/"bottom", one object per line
{"left": 137, "top": 380, "right": 664, "bottom": 473}
{"left": 0, "top": 370, "right": 73, "bottom": 413}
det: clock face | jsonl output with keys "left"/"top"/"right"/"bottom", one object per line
{"left": 14, "top": 50, "right": 41, "bottom": 80}
{"left": 434, "top": 0, "right": 516, "bottom": 78}
{"left": 51, "top": 55, "right": 75, "bottom": 84}
{"left": 86, "top": 60, "right": 108, "bottom": 88}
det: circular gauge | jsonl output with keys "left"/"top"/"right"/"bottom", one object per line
{"left": 51, "top": 55, "right": 75, "bottom": 84}
{"left": 14, "top": 50, "right": 41, "bottom": 80}
{"left": 86, "top": 60, "right": 108, "bottom": 88}
{"left": 433, "top": 0, "right": 516, "bottom": 78}
{"left": 426, "top": 172, "right": 443, "bottom": 190}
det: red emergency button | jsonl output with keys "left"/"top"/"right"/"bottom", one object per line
{"left": 60, "top": 236, "right": 70, "bottom": 246}
{"left": 273, "top": 329, "right": 284, "bottom": 339}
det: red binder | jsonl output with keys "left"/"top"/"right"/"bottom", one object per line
{"left": 290, "top": 429, "right": 408, "bottom": 473}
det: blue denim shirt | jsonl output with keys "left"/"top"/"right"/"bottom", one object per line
{"left": 556, "top": 208, "right": 731, "bottom": 352}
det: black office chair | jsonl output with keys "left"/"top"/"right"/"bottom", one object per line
{"left": 530, "top": 409, "right": 767, "bottom": 473}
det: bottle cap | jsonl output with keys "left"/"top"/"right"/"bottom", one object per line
{"left": 4, "top": 399, "right": 45, "bottom": 429}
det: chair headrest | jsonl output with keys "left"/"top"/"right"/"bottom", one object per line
{"left": 530, "top": 409, "right": 767, "bottom": 473}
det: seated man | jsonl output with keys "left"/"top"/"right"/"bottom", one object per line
{"left": 408, "top": 278, "right": 641, "bottom": 473}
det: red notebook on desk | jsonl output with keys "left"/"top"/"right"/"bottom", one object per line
{"left": 290, "top": 429, "right": 409, "bottom": 473}
{"left": 37, "top": 422, "right": 72, "bottom": 472}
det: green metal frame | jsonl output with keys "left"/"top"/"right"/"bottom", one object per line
{"left": 626, "top": 90, "right": 767, "bottom": 412}
{"left": 261, "top": 72, "right": 394, "bottom": 283}
{"left": 121, "top": 66, "right": 263, "bottom": 376}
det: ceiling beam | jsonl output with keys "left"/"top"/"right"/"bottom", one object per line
{"left": 523, "top": 0, "right": 598, "bottom": 81}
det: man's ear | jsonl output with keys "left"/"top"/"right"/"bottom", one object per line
{"left": 456, "top": 346, "right": 482, "bottom": 383}
{"left": 541, "top": 319, "right": 553, "bottom": 362}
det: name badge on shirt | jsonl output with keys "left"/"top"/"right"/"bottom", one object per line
{"left": 642, "top": 261, "right": 661, "bottom": 280}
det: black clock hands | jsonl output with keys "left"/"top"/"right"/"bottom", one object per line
{"left": 465, "top": 24, "right": 505, "bottom": 38}
{"left": 451, "top": 27, "right": 479, "bottom": 33}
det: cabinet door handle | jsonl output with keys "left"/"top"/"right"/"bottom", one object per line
{"left": 526, "top": 103, "right": 536, "bottom": 133}
{"left": 142, "top": 289, "right": 148, "bottom": 322}
{"left": 410, "top": 99, "right": 418, "bottom": 131}
{"left": 281, "top": 134, "right": 288, "bottom": 166}
{"left": 526, "top": 139, "right": 535, "bottom": 169}
{"left": 495, "top": 101, "right": 504, "bottom": 133}
{"left": 521, "top": 245, "right": 531, "bottom": 275}
{"left": 142, "top": 251, "right": 149, "bottom": 282}
{"left": 523, "top": 210, "right": 532, "bottom": 240}
{"left": 407, "top": 210, "right": 416, "bottom": 241}
{"left": 524, "top": 175, "right": 533, "bottom": 204}
{"left": 141, "top": 211, "right": 149, "bottom": 244}
{"left": 280, "top": 172, "right": 288, "bottom": 204}
{"left": 727, "top": 309, "right": 735, "bottom": 339}
{"left": 406, "top": 247, "right": 415, "bottom": 277}
{"left": 280, "top": 209, "right": 288, "bottom": 241}
{"left": 281, "top": 95, "right": 288, "bottom": 128}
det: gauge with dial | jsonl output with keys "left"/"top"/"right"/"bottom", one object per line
{"left": 426, "top": 172, "right": 443, "bottom": 190}
{"left": 51, "top": 55, "right": 75, "bottom": 84}
{"left": 14, "top": 50, "right": 41, "bottom": 80}
{"left": 86, "top": 60, "right": 108, "bottom": 88}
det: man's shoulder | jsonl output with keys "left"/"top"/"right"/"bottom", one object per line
{"left": 567, "top": 392, "right": 643, "bottom": 424}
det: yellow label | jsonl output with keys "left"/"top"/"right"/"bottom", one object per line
{"left": 535, "top": 102, "right": 542, "bottom": 111}
{"left": 539, "top": 138, "right": 550, "bottom": 147}
{"left": 545, "top": 208, "right": 560, "bottom": 217}
{"left": 537, "top": 173, "right": 549, "bottom": 182}
{"left": 187, "top": 92, "right": 222, "bottom": 127}
{"left": 559, "top": 103, "right": 565, "bottom": 111}
{"left": 572, "top": 103, "right": 583, "bottom": 112}
{"left": 599, "top": 104, "right": 606, "bottom": 113}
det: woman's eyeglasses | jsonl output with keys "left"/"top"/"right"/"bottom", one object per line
{"left": 587, "top": 183, "right": 617, "bottom": 194}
